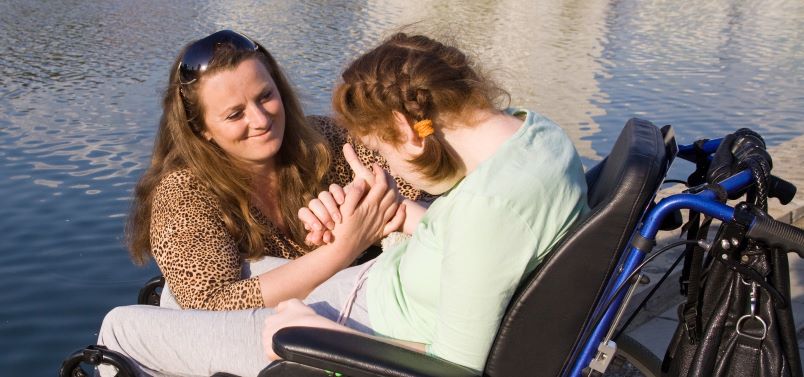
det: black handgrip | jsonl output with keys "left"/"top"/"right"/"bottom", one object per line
{"left": 747, "top": 215, "right": 804, "bottom": 258}
{"left": 768, "top": 175, "right": 797, "bottom": 205}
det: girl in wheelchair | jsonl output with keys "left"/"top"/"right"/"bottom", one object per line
{"left": 98, "top": 32, "right": 589, "bottom": 376}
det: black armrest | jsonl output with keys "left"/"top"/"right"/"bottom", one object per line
{"left": 263, "top": 327, "right": 478, "bottom": 377}
{"left": 137, "top": 275, "right": 164, "bottom": 306}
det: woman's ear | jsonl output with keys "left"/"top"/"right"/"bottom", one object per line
{"left": 392, "top": 111, "right": 425, "bottom": 155}
{"left": 202, "top": 130, "right": 213, "bottom": 142}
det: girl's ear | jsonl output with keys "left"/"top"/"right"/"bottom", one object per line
{"left": 392, "top": 111, "right": 425, "bottom": 155}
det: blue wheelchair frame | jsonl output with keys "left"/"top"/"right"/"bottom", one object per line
{"left": 569, "top": 137, "right": 761, "bottom": 376}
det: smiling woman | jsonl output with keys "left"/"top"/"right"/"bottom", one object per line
{"left": 199, "top": 58, "right": 287, "bottom": 171}
{"left": 120, "top": 30, "right": 430, "bottom": 312}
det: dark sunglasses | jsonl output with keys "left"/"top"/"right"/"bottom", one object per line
{"left": 178, "top": 30, "right": 262, "bottom": 85}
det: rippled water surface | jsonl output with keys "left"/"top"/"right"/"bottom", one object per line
{"left": 1, "top": 0, "right": 802, "bottom": 375}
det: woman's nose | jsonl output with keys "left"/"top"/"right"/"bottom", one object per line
{"left": 247, "top": 103, "right": 270, "bottom": 129}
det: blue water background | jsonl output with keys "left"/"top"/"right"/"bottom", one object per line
{"left": 0, "top": 0, "right": 802, "bottom": 375}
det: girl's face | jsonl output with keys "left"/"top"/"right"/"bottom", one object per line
{"left": 358, "top": 114, "right": 462, "bottom": 195}
{"left": 359, "top": 133, "right": 428, "bottom": 190}
{"left": 198, "top": 57, "right": 286, "bottom": 171}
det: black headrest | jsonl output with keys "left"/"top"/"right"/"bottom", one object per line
{"left": 484, "top": 119, "right": 670, "bottom": 376}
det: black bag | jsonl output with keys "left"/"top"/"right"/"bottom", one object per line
{"left": 661, "top": 130, "right": 802, "bottom": 377}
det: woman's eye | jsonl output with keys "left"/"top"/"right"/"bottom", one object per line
{"left": 226, "top": 111, "right": 243, "bottom": 121}
{"left": 260, "top": 91, "right": 273, "bottom": 101}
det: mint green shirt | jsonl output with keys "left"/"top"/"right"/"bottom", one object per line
{"left": 366, "top": 109, "right": 589, "bottom": 372}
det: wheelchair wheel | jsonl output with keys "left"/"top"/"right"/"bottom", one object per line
{"left": 60, "top": 345, "right": 136, "bottom": 377}
{"left": 602, "top": 334, "right": 662, "bottom": 377}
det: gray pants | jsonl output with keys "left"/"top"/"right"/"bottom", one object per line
{"left": 97, "top": 257, "right": 374, "bottom": 377}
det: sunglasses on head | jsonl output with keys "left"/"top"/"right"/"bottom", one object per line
{"left": 178, "top": 30, "right": 262, "bottom": 85}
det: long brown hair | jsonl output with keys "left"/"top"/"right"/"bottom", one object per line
{"left": 127, "top": 37, "right": 330, "bottom": 265}
{"left": 332, "top": 33, "right": 508, "bottom": 182}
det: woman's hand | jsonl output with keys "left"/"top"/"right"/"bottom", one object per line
{"left": 330, "top": 165, "right": 405, "bottom": 254}
{"left": 258, "top": 179, "right": 401, "bottom": 307}
{"left": 299, "top": 143, "right": 405, "bottom": 247}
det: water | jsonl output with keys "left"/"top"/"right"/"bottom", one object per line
{"left": 0, "top": 0, "right": 802, "bottom": 375}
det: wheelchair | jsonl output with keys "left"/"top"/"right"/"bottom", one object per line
{"left": 61, "top": 118, "right": 804, "bottom": 377}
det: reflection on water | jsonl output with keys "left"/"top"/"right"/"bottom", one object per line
{"left": 382, "top": 0, "right": 611, "bottom": 159}
{"left": 0, "top": 0, "right": 802, "bottom": 374}
{"left": 592, "top": 0, "right": 804, "bottom": 156}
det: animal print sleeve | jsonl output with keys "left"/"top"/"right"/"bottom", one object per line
{"left": 150, "top": 170, "right": 264, "bottom": 310}
{"left": 307, "top": 115, "right": 437, "bottom": 203}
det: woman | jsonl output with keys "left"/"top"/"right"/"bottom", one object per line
{"left": 99, "top": 33, "right": 588, "bottom": 376}
{"left": 126, "top": 29, "right": 426, "bottom": 311}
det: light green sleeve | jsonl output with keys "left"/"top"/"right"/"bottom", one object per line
{"left": 426, "top": 194, "right": 540, "bottom": 372}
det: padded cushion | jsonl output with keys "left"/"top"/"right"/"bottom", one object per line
{"left": 262, "top": 327, "right": 476, "bottom": 377}
{"left": 483, "top": 118, "right": 669, "bottom": 376}
{"left": 258, "top": 360, "right": 337, "bottom": 377}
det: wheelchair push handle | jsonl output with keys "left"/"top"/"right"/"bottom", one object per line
{"left": 768, "top": 175, "right": 797, "bottom": 205}
{"left": 747, "top": 213, "right": 804, "bottom": 258}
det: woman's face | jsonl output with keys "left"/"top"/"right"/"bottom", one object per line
{"left": 198, "top": 57, "right": 286, "bottom": 171}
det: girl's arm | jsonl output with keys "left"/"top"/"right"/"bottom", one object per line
{"left": 400, "top": 198, "right": 428, "bottom": 235}
{"left": 262, "top": 299, "right": 426, "bottom": 361}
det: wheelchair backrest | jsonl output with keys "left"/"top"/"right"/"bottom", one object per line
{"left": 483, "top": 118, "right": 671, "bottom": 376}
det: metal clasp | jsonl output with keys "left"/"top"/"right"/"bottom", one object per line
{"left": 588, "top": 340, "right": 618, "bottom": 375}
{"left": 588, "top": 273, "right": 644, "bottom": 374}
{"left": 736, "top": 281, "right": 768, "bottom": 341}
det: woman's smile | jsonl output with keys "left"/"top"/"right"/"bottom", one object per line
{"left": 248, "top": 123, "right": 272, "bottom": 139}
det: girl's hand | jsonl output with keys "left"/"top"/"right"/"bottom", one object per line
{"left": 343, "top": 143, "right": 374, "bottom": 186}
{"left": 343, "top": 143, "right": 403, "bottom": 205}
{"left": 344, "top": 143, "right": 426, "bottom": 236}
{"left": 262, "top": 299, "right": 343, "bottom": 361}
{"left": 341, "top": 144, "right": 405, "bottom": 236}
{"left": 262, "top": 299, "right": 428, "bottom": 362}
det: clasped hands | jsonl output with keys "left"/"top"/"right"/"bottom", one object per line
{"left": 297, "top": 143, "right": 406, "bottom": 250}
{"left": 263, "top": 144, "right": 405, "bottom": 361}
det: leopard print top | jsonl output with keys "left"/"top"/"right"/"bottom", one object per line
{"left": 150, "top": 116, "right": 432, "bottom": 310}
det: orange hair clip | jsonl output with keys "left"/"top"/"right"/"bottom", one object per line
{"left": 412, "top": 119, "right": 434, "bottom": 138}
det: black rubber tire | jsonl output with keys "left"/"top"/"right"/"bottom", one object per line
{"left": 603, "top": 334, "right": 662, "bottom": 377}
